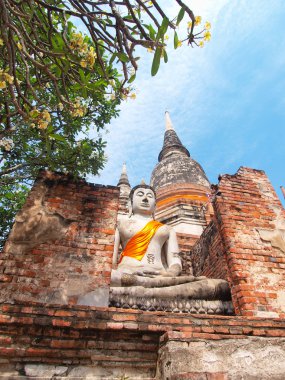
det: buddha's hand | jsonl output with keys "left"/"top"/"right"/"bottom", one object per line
{"left": 159, "top": 264, "right": 181, "bottom": 277}
{"left": 135, "top": 270, "right": 160, "bottom": 278}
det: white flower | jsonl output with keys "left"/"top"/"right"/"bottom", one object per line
{"left": 0, "top": 137, "right": 14, "bottom": 151}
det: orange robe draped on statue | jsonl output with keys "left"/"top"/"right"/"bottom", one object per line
{"left": 119, "top": 220, "right": 163, "bottom": 263}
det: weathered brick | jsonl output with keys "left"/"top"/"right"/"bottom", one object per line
{"left": 0, "top": 171, "right": 119, "bottom": 306}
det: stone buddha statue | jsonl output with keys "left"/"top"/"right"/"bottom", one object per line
{"left": 110, "top": 185, "right": 232, "bottom": 314}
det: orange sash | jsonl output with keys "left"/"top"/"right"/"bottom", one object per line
{"left": 119, "top": 220, "right": 163, "bottom": 263}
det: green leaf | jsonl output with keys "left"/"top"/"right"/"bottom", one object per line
{"left": 151, "top": 47, "right": 162, "bottom": 76}
{"left": 67, "top": 21, "right": 73, "bottom": 35}
{"left": 82, "top": 87, "right": 88, "bottom": 98}
{"left": 163, "top": 50, "right": 168, "bottom": 63}
{"left": 62, "top": 59, "right": 70, "bottom": 73}
{"left": 148, "top": 24, "right": 156, "bottom": 40}
{"left": 137, "top": 7, "right": 141, "bottom": 19}
{"left": 49, "top": 134, "right": 66, "bottom": 142}
{"left": 174, "top": 31, "right": 179, "bottom": 49}
{"left": 177, "top": 7, "right": 185, "bottom": 26}
{"left": 157, "top": 17, "right": 169, "bottom": 40}
{"left": 47, "top": 124, "right": 54, "bottom": 134}
{"left": 117, "top": 53, "right": 129, "bottom": 63}
{"left": 160, "top": 17, "right": 169, "bottom": 35}
{"left": 128, "top": 74, "right": 136, "bottom": 84}
{"left": 79, "top": 68, "right": 86, "bottom": 83}
{"left": 51, "top": 64, "right": 62, "bottom": 77}
{"left": 109, "top": 53, "right": 117, "bottom": 65}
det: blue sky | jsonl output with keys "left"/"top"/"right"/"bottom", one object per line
{"left": 91, "top": 0, "right": 285, "bottom": 205}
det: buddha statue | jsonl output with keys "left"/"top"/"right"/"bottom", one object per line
{"left": 110, "top": 185, "right": 232, "bottom": 313}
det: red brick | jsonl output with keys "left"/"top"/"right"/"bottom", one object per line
{"left": 0, "top": 315, "right": 11, "bottom": 323}
{"left": 0, "top": 336, "right": 12, "bottom": 345}
{"left": 0, "top": 347, "right": 16, "bottom": 356}
{"left": 52, "top": 319, "right": 71, "bottom": 327}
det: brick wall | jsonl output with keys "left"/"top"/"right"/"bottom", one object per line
{"left": 177, "top": 233, "right": 200, "bottom": 275}
{"left": 212, "top": 167, "right": 285, "bottom": 318}
{"left": 0, "top": 301, "right": 284, "bottom": 379}
{"left": 190, "top": 221, "right": 229, "bottom": 280}
{"left": 0, "top": 171, "right": 119, "bottom": 306}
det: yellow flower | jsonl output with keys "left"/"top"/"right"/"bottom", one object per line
{"left": 80, "top": 47, "right": 96, "bottom": 68}
{"left": 70, "top": 99, "right": 86, "bottom": 117}
{"left": 148, "top": 1, "right": 153, "bottom": 6}
{"left": 78, "top": 108, "right": 85, "bottom": 117}
{"left": 0, "top": 38, "right": 3, "bottom": 46}
{"left": 187, "top": 21, "right": 192, "bottom": 29}
{"left": 42, "top": 110, "right": 51, "bottom": 122}
{"left": 70, "top": 33, "right": 84, "bottom": 50}
{"left": 86, "top": 47, "right": 96, "bottom": 67}
{"left": 195, "top": 16, "right": 202, "bottom": 26}
{"left": 38, "top": 121, "right": 48, "bottom": 130}
{"left": 58, "top": 103, "right": 63, "bottom": 111}
{"left": 29, "top": 109, "right": 39, "bottom": 118}
{"left": 130, "top": 93, "right": 136, "bottom": 100}
{"left": 199, "top": 41, "right": 204, "bottom": 48}
{"left": 204, "top": 31, "right": 211, "bottom": 41}
{"left": 165, "top": 35, "right": 169, "bottom": 40}
{"left": 4, "top": 73, "right": 14, "bottom": 84}
{"left": 177, "top": 40, "right": 182, "bottom": 48}
{"left": 29, "top": 108, "right": 51, "bottom": 129}
{"left": 205, "top": 22, "right": 211, "bottom": 30}
{"left": 147, "top": 47, "right": 153, "bottom": 53}
{"left": 80, "top": 59, "right": 87, "bottom": 68}
{"left": 73, "top": 107, "right": 85, "bottom": 117}
{"left": 0, "top": 81, "right": 6, "bottom": 89}
{"left": 79, "top": 43, "right": 88, "bottom": 55}
{"left": 0, "top": 138, "right": 14, "bottom": 151}
{"left": 17, "top": 42, "right": 23, "bottom": 50}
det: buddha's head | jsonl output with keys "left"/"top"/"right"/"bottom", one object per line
{"left": 129, "top": 184, "right": 156, "bottom": 216}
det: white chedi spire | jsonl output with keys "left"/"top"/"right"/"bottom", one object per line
{"left": 122, "top": 162, "right": 127, "bottom": 174}
{"left": 165, "top": 111, "right": 174, "bottom": 131}
{"left": 117, "top": 162, "right": 130, "bottom": 187}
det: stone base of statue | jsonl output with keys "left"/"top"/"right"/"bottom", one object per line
{"left": 109, "top": 278, "right": 233, "bottom": 315}
{"left": 109, "top": 294, "right": 233, "bottom": 315}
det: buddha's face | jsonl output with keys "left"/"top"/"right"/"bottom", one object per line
{"left": 131, "top": 187, "right": 156, "bottom": 215}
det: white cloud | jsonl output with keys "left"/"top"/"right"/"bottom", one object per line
{"left": 91, "top": 0, "right": 285, "bottom": 199}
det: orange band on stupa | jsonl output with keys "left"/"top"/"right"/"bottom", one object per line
{"left": 157, "top": 194, "right": 208, "bottom": 207}
{"left": 119, "top": 220, "right": 163, "bottom": 263}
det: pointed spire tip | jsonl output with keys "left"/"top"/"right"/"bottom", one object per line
{"left": 122, "top": 162, "right": 127, "bottom": 174}
{"left": 117, "top": 162, "right": 130, "bottom": 187}
{"left": 165, "top": 111, "right": 174, "bottom": 131}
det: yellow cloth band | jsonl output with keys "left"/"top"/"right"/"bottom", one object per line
{"left": 119, "top": 220, "right": 163, "bottom": 263}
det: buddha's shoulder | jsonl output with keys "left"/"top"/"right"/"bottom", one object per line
{"left": 116, "top": 215, "right": 137, "bottom": 231}
{"left": 156, "top": 223, "right": 172, "bottom": 237}
{"left": 117, "top": 217, "right": 169, "bottom": 232}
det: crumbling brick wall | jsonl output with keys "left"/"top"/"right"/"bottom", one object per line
{"left": 189, "top": 167, "right": 285, "bottom": 318}
{"left": 0, "top": 171, "right": 119, "bottom": 306}
{"left": 206, "top": 167, "right": 285, "bottom": 318}
{"left": 177, "top": 233, "right": 200, "bottom": 275}
{"left": 0, "top": 301, "right": 285, "bottom": 379}
{"left": 190, "top": 221, "right": 229, "bottom": 280}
